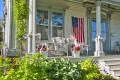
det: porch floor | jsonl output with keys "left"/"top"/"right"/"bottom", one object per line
{"left": 48, "top": 54, "right": 120, "bottom": 63}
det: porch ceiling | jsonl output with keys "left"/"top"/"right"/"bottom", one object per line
{"left": 65, "top": 0, "right": 120, "bottom": 12}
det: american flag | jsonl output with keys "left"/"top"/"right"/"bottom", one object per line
{"left": 72, "top": 17, "right": 85, "bottom": 43}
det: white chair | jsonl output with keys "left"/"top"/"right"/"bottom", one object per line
{"left": 52, "top": 37, "right": 68, "bottom": 56}
{"left": 115, "top": 41, "right": 120, "bottom": 54}
{"left": 35, "top": 33, "right": 41, "bottom": 47}
{"left": 79, "top": 44, "right": 91, "bottom": 56}
{"left": 67, "top": 38, "right": 76, "bottom": 56}
{"left": 115, "top": 46, "right": 120, "bottom": 54}
{"left": 45, "top": 42, "right": 56, "bottom": 57}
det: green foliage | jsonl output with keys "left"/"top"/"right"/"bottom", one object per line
{"left": 78, "top": 58, "right": 101, "bottom": 80}
{"left": 101, "top": 75, "right": 117, "bottom": 80}
{"left": 78, "top": 58, "right": 117, "bottom": 80}
{"left": 13, "top": 0, "right": 29, "bottom": 56}
{"left": 0, "top": 56, "right": 14, "bottom": 79}
{"left": 1, "top": 53, "right": 48, "bottom": 80}
{"left": 0, "top": 56, "right": 117, "bottom": 80}
{"left": 46, "top": 59, "right": 81, "bottom": 80}
{"left": 0, "top": 42, "right": 2, "bottom": 49}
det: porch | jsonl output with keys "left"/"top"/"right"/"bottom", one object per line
{"left": 3, "top": 0, "right": 120, "bottom": 58}
{"left": 24, "top": 0, "right": 120, "bottom": 58}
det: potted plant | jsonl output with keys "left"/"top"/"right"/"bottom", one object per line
{"left": 75, "top": 45, "right": 81, "bottom": 57}
{"left": 36, "top": 45, "right": 50, "bottom": 58}
{"left": 71, "top": 45, "right": 81, "bottom": 58}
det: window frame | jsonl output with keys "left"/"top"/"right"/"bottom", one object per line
{"left": 91, "top": 20, "right": 107, "bottom": 41}
{"left": 52, "top": 12, "right": 63, "bottom": 37}
{"left": 36, "top": 8, "right": 65, "bottom": 41}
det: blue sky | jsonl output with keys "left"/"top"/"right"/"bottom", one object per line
{"left": 0, "top": 0, "right": 3, "bottom": 18}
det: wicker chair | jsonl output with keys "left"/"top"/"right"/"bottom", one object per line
{"left": 52, "top": 37, "right": 68, "bottom": 56}
{"left": 67, "top": 38, "right": 76, "bottom": 56}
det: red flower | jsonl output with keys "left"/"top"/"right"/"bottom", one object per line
{"left": 47, "top": 48, "right": 50, "bottom": 52}
{"left": 75, "top": 46, "right": 81, "bottom": 50}
{"left": 40, "top": 48, "right": 45, "bottom": 51}
{"left": 36, "top": 48, "right": 39, "bottom": 52}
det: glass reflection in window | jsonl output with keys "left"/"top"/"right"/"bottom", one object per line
{"left": 37, "top": 10, "right": 48, "bottom": 25}
{"left": 52, "top": 13, "right": 62, "bottom": 26}
{"left": 92, "top": 20, "right": 106, "bottom": 40}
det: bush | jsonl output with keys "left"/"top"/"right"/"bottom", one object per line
{"left": 78, "top": 58, "right": 117, "bottom": 80}
{"left": 78, "top": 58, "right": 101, "bottom": 80}
{"left": 96, "top": 75, "right": 117, "bottom": 80}
{"left": 0, "top": 53, "right": 48, "bottom": 80}
{"left": 46, "top": 58, "right": 81, "bottom": 80}
{"left": 0, "top": 54, "right": 117, "bottom": 80}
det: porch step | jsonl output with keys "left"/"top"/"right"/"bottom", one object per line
{"left": 110, "top": 67, "right": 120, "bottom": 71}
{"left": 109, "top": 65, "right": 120, "bottom": 70}
{"left": 99, "top": 57, "right": 120, "bottom": 79}
{"left": 115, "top": 73, "right": 120, "bottom": 77}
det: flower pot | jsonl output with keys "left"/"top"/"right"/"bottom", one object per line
{"left": 75, "top": 51, "right": 80, "bottom": 58}
{"left": 41, "top": 51, "right": 48, "bottom": 59}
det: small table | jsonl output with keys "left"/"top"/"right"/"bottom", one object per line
{"left": 115, "top": 46, "right": 120, "bottom": 54}
{"left": 80, "top": 44, "right": 90, "bottom": 55}
{"left": 84, "top": 45, "right": 90, "bottom": 55}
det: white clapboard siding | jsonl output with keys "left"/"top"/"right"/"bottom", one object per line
{"left": 111, "top": 12, "right": 120, "bottom": 50}
{"left": 36, "top": 0, "right": 88, "bottom": 44}
{"left": 65, "top": 2, "right": 87, "bottom": 44}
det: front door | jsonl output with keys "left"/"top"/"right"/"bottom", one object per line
{"left": 91, "top": 20, "right": 108, "bottom": 54}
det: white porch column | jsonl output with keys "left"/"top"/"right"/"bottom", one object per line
{"left": 8, "top": 0, "right": 12, "bottom": 49}
{"left": 28, "top": 0, "right": 33, "bottom": 53}
{"left": 32, "top": 0, "right": 36, "bottom": 54}
{"left": 94, "top": 0, "right": 104, "bottom": 57}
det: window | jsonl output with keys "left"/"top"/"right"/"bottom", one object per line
{"left": 52, "top": 13, "right": 62, "bottom": 26}
{"left": 92, "top": 20, "right": 106, "bottom": 41}
{"left": 37, "top": 10, "right": 48, "bottom": 25}
{"left": 101, "top": 22, "right": 106, "bottom": 40}
{"left": 36, "top": 10, "right": 63, "bottom": 40}
{"left": 37, "top": 10, "right": 48, "bottom": 40}
{"left": 52, "top": 12, "right": 63, "bottom": 37}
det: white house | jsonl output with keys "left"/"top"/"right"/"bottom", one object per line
{"left": 3, "top": 0, "right": 120, "bottom": 56}
{"left": 2, "top": 0, "right": 120, "bottom": 78}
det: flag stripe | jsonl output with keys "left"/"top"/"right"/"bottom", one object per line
{"left": 81, "top": 18, "right": 82, "bottom": 43}
{"left": 79, "top": 18, "right": 80, "bottom": 43}
{"left": 72, "top": 17, "right": 85, "bottom": 43}
{"left": 83, "top": 18, "right": 85, "bottom": 42}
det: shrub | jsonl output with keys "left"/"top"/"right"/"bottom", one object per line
{"left": 78, "top": 58, "right": 117, "bottom": 80}
{"left": 78, "top": 58, "right": 101, "bottom": 80}
{"left": 46, "top": 58, "right": 81, "bottom": 80}
{"left": 0, "top": 53, "right": 48, "bottom": 80}
{"left": 98, "top": 75, "right": 117, "bottom": 80}
{"left": 0, "top": 55, "right": 117, "bottom": 80}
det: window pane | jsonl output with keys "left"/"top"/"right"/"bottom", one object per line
{"left": 53, "top": 27, "right": 62, "bottom": 37}
{"left": 101, "top": 22, "right": 106, "bottom": 32}
{"left": 37, "top": 25, "right": 48, "bottom": 40}
{"left": 101, "top": 22, "right": 106, "bottom": 40}
{"left": 37, "top": 10, "right": 48, "bottom": 24}
{"left": 92, "top": 21, "right": 96, "bottom": 40}
{"left": 52, "top": 13, "right": 62, "bottom": 26}
{"left": 101, "top": 33, "right": 106, "bottom": 40}
{"left": 92, "top": 21, "right": 96, "bottom": 31}
{"left": 92, "top": 32, "right": 96, "bottom": 40}
{"left": 92, "top": 20, "right": 106, "bottom": 40}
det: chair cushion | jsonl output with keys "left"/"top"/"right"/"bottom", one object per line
{"left": 48, "top": 43, "right": 55, "bottom": 51}
{"left": 55, "top": 37, "right": 65, "bottom": 43}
